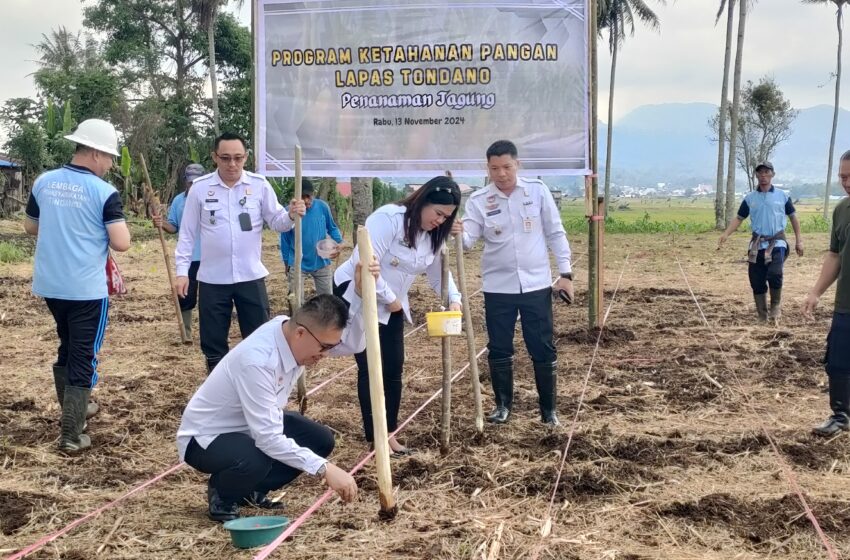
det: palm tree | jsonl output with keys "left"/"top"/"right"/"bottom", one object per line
{"left": 32, "top": 27, "right": 84, "bottom": 73}
{"left": 351, "top": 177, "right": 373, "bottom": 244}
{"left": 192, "top": 0, "right": 243, "bottom": 135}
{"left": 804, "top": 0, "right": 849, "bottom": 219}
{"left": 724, "top": 0, "right": 748, "bottom": 225}
{"left": 714, "top": 0, "right": 735, "bottom": 229}
{"left": 600, "top": 0, "right": 663, "bottom": 218}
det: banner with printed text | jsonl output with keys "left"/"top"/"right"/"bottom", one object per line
{"left": 257, "top": 0, "right": 589, "bottom": 177}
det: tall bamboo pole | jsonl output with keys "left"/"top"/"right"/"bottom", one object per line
{"left": 139, "top": 154, "right": 190, "bottom": 344}
{"left": 439, "top": 244, "right": 453, "bottom": 456}
{"left": 597, "top": 196, "right": 605, "bottom": 326}
{"left": 455, "top": 235, "right": 483, "bottom": 433}
{"left": 357, "top": 227, "right": 397, "bottom": 516}
{"left": 292, "top": 146, "right": 307, "bottom": 413}
{"left": 588, "top": 0, "right": 600, "bottom": 329}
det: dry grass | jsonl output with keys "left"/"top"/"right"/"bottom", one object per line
{"left": 1, "top": 221, "right": 848, "bottom": 559}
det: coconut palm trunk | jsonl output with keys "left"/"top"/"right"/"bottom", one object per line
{"left": 824, "top": 3, "right": 845, "bottom": 219}
{"left": 603, "top": 37, "right": 617, "bottom": 218}
{"left": 724, "top": 0, "right": 747, "bottom": 225}
{"left": 714, "top": 0, "right": 735, "bottom": 229}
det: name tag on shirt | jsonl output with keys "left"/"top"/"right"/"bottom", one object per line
{"left": 523, "top": 200, "right": 533, "bottom": 206}
{"left": 486, "top": 209, "right": 501, "bottom": 217}
{"left": 523, "top": 218, "right": 533, "bottom": 232}
{"left": 205, "top": 198, "right": 218, "bottom": 203}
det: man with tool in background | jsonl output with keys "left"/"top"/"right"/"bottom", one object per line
{"left": 152, "top": 163, "right": 206, "bottom": 338}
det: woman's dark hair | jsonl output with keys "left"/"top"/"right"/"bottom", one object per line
{"left": 396, "top": 175, "right": 461, "bottom": 253}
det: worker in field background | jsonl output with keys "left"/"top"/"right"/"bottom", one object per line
{"left": 718, "top": 162, "right": 804, "bottom": 322}
{"left": 23, "top": 118, "right": 132, "bottom": 453}
{"left": 803, "top": 150, "right": 850, "bottom": 437}
{"left": 152, "top": 163, "right": 207, "bottom": 339}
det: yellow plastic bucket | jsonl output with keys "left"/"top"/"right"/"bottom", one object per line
{"left": 426, "top": 311, "right": 463, "bottom": 337}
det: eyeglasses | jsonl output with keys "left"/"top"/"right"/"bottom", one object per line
{"left": 216, "top": 154, "right": 247, "bottom": 164}
{"left": 296, "top": 321, "right": 341, "bottom": 352}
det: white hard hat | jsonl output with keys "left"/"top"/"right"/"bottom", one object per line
{"left": 64, "top": 119, "right": 120, "bottom": 157}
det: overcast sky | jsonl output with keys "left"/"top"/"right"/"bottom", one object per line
{"left": 1, "top": 0, "right": 845, "bottom": 125}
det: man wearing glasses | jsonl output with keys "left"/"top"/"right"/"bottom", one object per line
{"left": 177, "top": 291, "right": 369, "bottom": 521}
{"left": 175, "top": 132, "right": 306, "bottom": 373}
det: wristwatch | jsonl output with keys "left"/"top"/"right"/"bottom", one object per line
{"left": 560, "top": 273, "right": 573, "bottom": 280}
{"left": 316, "top": 463, "right": 327, "bottom": 477}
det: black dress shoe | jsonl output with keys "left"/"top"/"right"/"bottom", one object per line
{"left": 813, "top": 413, "right": 850, "bottom": 437}
{"left": 242, "top": 491, "right": 285, "bottom": 510}
{"left": 208, "top": 487, "right": 239, "bottom": 522}
{"left": 486, "top": 406, "right": 511, "bottom": 424}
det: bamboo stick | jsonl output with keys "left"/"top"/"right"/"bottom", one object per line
{"left": 357, "top": 226, "right": 397, "bottom": 516}
{"left": 455, "top": 235, "right": 483, "bottom": 433}
{"left": 139, "top": 154, "right": 190, "bottom": 344}
{"left": 292, "top": 146, "right": 308, "bottom": 413}
{"left": 440, "top": 243, "right": 453, "bottom": 456}
{"left": 597, "top": 196, "right": 605, "bottom": 327}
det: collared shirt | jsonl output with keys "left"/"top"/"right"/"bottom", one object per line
{"left": 167, "top": 191, "right": 201, "bottom": 262}
{"left": 737, "top": 185, "right": 795, "bottom": 250}
{"left": 280, "top": 198, "right": 343, "bottom": 272}
{"left": 176, "top": 314, "right": 367, "bottom": 471}
{"left": 462, "top": 177, "right": 572, "bottom": 294}
{"left": 334, "top": 204, "right": 461, "bottom": 324}
{"left": 26, "top": 164, "right": 125, "bottom": 300}
{"left": 175, "top": 170, "right": 294, "bottom": 284}
{"left": 830, "top": 197, "right": 850, "bottom": 313}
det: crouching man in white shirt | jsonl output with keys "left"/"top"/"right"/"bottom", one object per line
{"left": 177, "top": 285, "right": 370, "bottom": 522}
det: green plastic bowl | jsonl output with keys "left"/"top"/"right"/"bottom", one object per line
{"left": 223, "top": 515, "right": 290, "bottom": 549}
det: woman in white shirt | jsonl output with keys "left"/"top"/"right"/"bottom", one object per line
{"left": 334, "top": 176, "right": 462, "bottom": 455}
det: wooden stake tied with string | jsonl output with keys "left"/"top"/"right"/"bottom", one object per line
{"left": 139, "top": 154, "right": 190, "bottom": 344}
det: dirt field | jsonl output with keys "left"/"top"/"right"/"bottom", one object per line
{"left": 1, "top": 218, "right": 848, "bottom": 560}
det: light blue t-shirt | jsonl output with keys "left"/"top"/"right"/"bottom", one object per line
{"left": 280, "top": 198, "right": 343, "bottom": 272}
{"left": 167, "top": 191, "right": 201, "bottom": 262}
{"left": 27, "top": 164, "right": 125, "bottom": 300}
{"left": 737, "top": 186, "right": 795, "bottom": 250}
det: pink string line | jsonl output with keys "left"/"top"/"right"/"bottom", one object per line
{"left": 675, "top": 257, "right": 838, "bottom": 560}
{"left": 5, "top": 462, "right": 186, "bottom": 560}
{"left": 545, "top": 254, "right": 630, "bottom": 519}
{"left": 253, "top": 347, "right": 488, "bottom": 560}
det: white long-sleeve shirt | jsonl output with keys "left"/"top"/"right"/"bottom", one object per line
{"left": 175, "top": 170, "right": 293, "bottom": 284}
{"left": 462, "top": 177, "right": 572, "bottom": 294}
{"left": 334, "top": 204, "right": 461, "bottom": 324}
{"left": 176, "top": 314, "right": 366, "bottom": 473}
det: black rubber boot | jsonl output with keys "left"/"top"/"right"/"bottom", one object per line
{"left": 53, "top": 365, "right": 98, "bottom": 419}
{"left": 486, "top": 357, "right": 513, "bottom": 424}
{"left": 208, "top": 485, "right": 239, "bottom": 522}
{"left": 533, "top": 361, "right": 561, "bottom": 426}
{"left": 769, "top": 288, "right": 782, "bottom": 321}
{"left": 754, "top": 293, "right": 768, "bottom": 322}
{"left": 813, "top": 375, "right": 850, "bottom": 437}
{"left": 59, "top": 386, "right": 92, "bottom": 453}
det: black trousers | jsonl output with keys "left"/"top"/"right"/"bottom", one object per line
{"left": 44, "top": 297, "right": 109, "bottom": 388}
{"left": 198, "top": 278, "right": 270, "bottom": 367}
{"left": 334, "top": 280, "right": 405, "bottom": 442}
{"left": 184, "top": 412, "right": 335, "bottom": 503}
{"left": 748, "top": 247, "right": 786, "bottom": 294}
{"left": 826, "top": 312, "right": 850, "bottom": 377}
{"left": 179, "top": 260, "right": 200, "bottom": 311}
{"left": 483, "top": 288, "right": 556, "bottom": 364}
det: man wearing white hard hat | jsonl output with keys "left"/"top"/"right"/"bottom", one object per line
{"left": 24, "top": 118, "right": 132, "bottom": 454}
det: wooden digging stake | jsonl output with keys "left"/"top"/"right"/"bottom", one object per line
{"left": 439, "top": 242, "right": 453, "bottom": 456}
{"left": 455, "top": 234, "right": 484, "bottom": 433}
{"left": 357, "top": 226, "right": 397, "bottom": 517}
{"left": 291, "top": 146, "right": 308, "bottom": 413}
{"left": 139, "top": 154, "right": 190, "bottom": 344}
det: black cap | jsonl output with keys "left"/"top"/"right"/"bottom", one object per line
{"left": 301, "top": 178, "right": 314, "bottom": 195}
{"left": 754, "top": 161, "right": 774, "bottom": 172}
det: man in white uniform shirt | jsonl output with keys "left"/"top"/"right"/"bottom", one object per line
{"left": 177, "top": 292, "right": 367, "bottom": 522}
{"left": 460, "top": 140, "right": 574, "bottom": 426}
{"left": 175, "top": 132, "right": 306, "bottom": 373}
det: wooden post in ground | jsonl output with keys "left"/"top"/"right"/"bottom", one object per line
{"left": 597, "top": 196, "right": 605, "bottom": 326}
{"left": 357, "top": 226, "right": 397, "bottom": 517}
{"left": 291, "top": 146, "right": 308, "bottom": 413}
{"left": 454, "top": 235, "right": 483, "bottom": 433}
{"left": 139, "top": 155, "right": 190, "bottom": 344}
{"left": 439, "top": 243, "right": 453, "bottom": 456}
{"left": 587, "top": 0, "right": 600, "bottom": 330}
